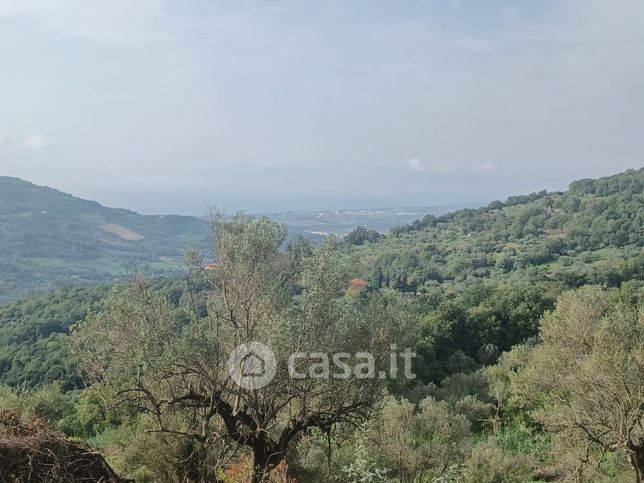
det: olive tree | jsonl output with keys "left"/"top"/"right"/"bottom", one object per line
{"left": 72, "top": 214, "right": 411, "bottom": 482}
{"left": 514, "top": 286, "right": 644, "bottom": 482}
{"left": 369, "top": 396, "right": 471, "bottom": 482}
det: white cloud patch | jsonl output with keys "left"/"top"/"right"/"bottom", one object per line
{"left": 0, "top": 131, "right": 49, "bottom": 152}
{"left": 408, "top": 159, "right": 498, "bottom": 174}
{"left": 407, "top": 158, "right": 455, "bottom": 173}
{"left": 472, "top": 162, "right": 497, "bottom": 173}
{"left": 407, "top": 157, "right": 424, "bottom": 172}
{"left": 22, "top": 135, "right": 48, "bottom": 151}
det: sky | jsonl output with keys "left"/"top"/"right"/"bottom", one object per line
{"left": 0, "top": 0, "right": 642, "bottom": 215}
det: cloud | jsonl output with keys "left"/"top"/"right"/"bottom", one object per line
{"left": 407, "top": 158, "right": 424, "bottom": 172}
{"left": 472, "top": 162, "right": 497, "bottom": 173}
{"left": 0, "top": 0, "right": 173, "bottom": 46}
{"left": 407, "top": 158, "right": 455, "bottom": 173}
{"left": 0, "top": 131, "right": 49, "bottom": 152}
{"left": 22, "top": 135, "right": 48, "bottom": 151}
{"left": 408, "top": 158, "right": 497, "bottom": 174}
{"left": 0, "top": 0, "right": 302, "bottom": 54}
{"left": 1, "top": 0, "right": 643, "bottom": 212}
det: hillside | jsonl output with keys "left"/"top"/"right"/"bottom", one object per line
{"left": 0, "top": 278, "right": 185, "bottom": 389}
{"left": 347, "top": 167, "right": 643, "bottom": 292}
{"left": 1, "top": 168, "right": 641, "bottom": 391}
{"left": 0, "top": 169, "right": 642, "bottom": 482}
{"left": 0, "top": 177, "right": 478, "bottom": 302}
{"left": 0, "top": 177, "right": 209, "bottom": 301}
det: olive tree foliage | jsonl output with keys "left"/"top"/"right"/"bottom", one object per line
{"left": 461, "top": 437, "right": 534, "bottom": 483}
{"left": 71, "top": 213, "right": 412, "bottom": 482}
{"left": 513, "top": 286, "right": 644, "bottom": 482}
{"left": 368, "top": 396, "right": 471, "bottom": 482}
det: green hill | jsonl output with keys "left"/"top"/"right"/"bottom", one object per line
{"left": 0, "top": 177, "right": 209, "bottom": 301}
{"left": 347, "top": 167, "right": 643, "bottom": 292}
{"left": 0, "top": 278, "right": 188, "bottom": 390}
{"left": 0, "top": 169, "right": 641, "bottom": 483}
{"left": 0, "top": 177, "right": 477, "bottom": 302}
{"left": 1, "top": 168, "right": 641, "bottom": 391}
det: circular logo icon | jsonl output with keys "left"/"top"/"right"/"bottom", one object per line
{"left": 227, "top": 342, "right": 277, "bottom": 390}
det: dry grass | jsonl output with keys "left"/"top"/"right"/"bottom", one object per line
{"left": 0, "top": 410, "right": 130, "bottom": 483}
{"left": 101, "top": 223, "right": 144, "bottom": 241}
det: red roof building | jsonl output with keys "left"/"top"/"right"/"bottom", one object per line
{"left": 347, "top": 278, "right": 368, "bottom": 291}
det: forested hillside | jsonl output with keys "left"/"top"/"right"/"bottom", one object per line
{"left": 0, "top": 177, "right": 210, "bottom": 301}
{"left": 0, "top": 168, "right": 642, "bottom": 482}
{"left": 0, "top": 177, "right": 473, "bottom": 303}
{"left": 348, "top": 167, "right": 643, "bottom": 291}
{"left": 0, "top": 278, "right": 191, "bottom": 390}
{"left": 1, "top": 168, "right": 642, "bottom": 391}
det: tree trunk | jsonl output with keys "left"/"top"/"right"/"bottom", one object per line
{"left": 250, "top": 444, "right": 286, "bottom": 483}
{"left": 250, "top": 445, "right": 267, "bottom": 483}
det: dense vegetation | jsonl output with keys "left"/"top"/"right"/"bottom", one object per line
{"left": 0, "top": 168, "right": 642, "bottom": 482}
{"left": 0, "top": 176, "right": 210, "bottom": 302}
{"left": 349, "top": 167, "right": 643, "bottom": 292}
{"left": 0, "top": 177, "right": 464, "bottom": 303}
{"left": 0, "top": 280, "right": 188, "bottom": 390}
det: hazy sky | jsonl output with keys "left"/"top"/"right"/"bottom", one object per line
{"left": 0, "top": 0, "right": 642, "bottom": 214}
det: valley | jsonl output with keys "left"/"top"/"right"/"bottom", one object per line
{"left": 0, "top": 176, "right": 478, "bottom": 302}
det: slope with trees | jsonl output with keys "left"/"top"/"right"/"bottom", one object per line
{"left": 0, "top": 168, "right": 642, "bottom": 481}
{"left": 71, "top": 214, "right": 414, "bottom": 482}
{"left": 0, "top": 176, "right": 210, "bottom": 302}
{"left": 350, "top": 168, "right": 643, "bottom": 293}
